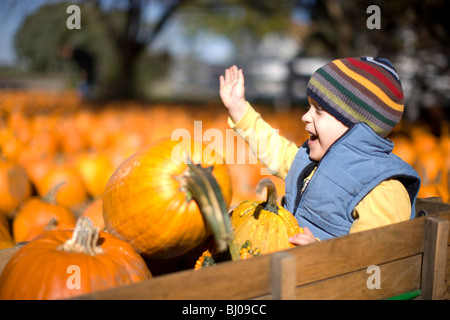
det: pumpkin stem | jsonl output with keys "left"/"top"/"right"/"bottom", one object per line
{"left": 255, "top": 178, "right": 278, "bottom": 214}
{"left": 178, "top": 162, "right": 232, "bottom": 253}
{"left": 43, "top": 181, "right": 66, "bottom": 204}
{"left": 44, "top": 217, "right": 58, "bottom": 231}
{"left": 57, "top": 217, "right": 103, "bottom": 255}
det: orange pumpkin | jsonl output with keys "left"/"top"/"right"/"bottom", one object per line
{"left": 0, "top": 217, "right": 151, "bottom": 300}
{"left": 12, "top": 183, "right": 77, "bottom": 243}
{"left": 415, "top": 148, "right": 449, "bottom": 202}
{"left": 228, "top": 178, "right": 303, "bottom": 260}
{"left": 194, "top": 178, "right": 303, "bottom": 269}
{"left": 0, "top": 159, "right": 32, "bottom": 217}
{"left": 81, "top": 197, "right": 104, "bottom": 229}
{"left": 103, "top": 138, "right": 233, "bottom": 259}
{"left": 73, "top": 151, "right": 115, "bottom": 197}
{"left": 21, "top": 156, "right": 55, "bottom": 188}
{"left": 55, "top": 115, "right": 86, "bottom": 155}
{"left": 410, "top": 126, "right": 438, "bottom": 154}
{"left": 36, "top": 163, "right": 88, "bottom": 209}
{"left": 391, "top": 135, "right": 416, "bottom": 167}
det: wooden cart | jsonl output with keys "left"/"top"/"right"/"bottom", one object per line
{"left": 0, "top": 198, "right": 449, "bottom": 300}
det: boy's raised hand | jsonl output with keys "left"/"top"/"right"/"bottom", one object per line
{"left": 220, "top": 65, "right": 247, "bottom": 123}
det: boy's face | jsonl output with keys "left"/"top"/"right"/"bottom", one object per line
{"left": 302, "top": 97, "right": 348, "bottom": 161}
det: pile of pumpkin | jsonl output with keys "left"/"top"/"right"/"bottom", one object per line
{"left": 0, "top": 90, "right": 304, "bottom": 300}
{"left": 390, "top": 121, "right": 450, "bottom": 203}
{"left": 0, "top": 137, "right": 301, "bottom": 299}
{"left": 0, "top": 90, "right": 297, "bottom": 208}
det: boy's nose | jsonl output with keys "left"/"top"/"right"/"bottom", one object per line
{"left": 301, "top": 108, "right": 312, "bottom": 123}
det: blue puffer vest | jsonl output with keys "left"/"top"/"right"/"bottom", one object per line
{"left": 283, "top": 123, "right": 421, "bottom": 240}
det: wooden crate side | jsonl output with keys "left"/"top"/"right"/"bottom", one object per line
{"left": 76, "top": 214, "right": 431, "bottom": 300}
{"left": 255, "top": 254, "right": 422, "bottom": 300}
{"left": 285, "top": 216, "right": 427, "bottom": 287}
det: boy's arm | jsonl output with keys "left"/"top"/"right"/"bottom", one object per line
{"left": 349, "top": 179, "right": 411, "bottom": 233}
{"left": 220, "top": 65, "right": 299, "bottom": 179}
{"left": 229, "top": 102, "right": 299, "bottom": 180}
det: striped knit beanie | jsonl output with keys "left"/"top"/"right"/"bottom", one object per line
{"left": 306, "top": 57, "right": 404, "bottom": 137}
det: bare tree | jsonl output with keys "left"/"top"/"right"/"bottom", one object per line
{"left": 91, "top": 0, "right": 188, "bottom": 99}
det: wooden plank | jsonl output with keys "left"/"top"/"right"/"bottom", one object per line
{"left": 416, "top": 198, "right": 450, "bottom": 217}
{"left": 270, "top": 252, "right": 296, "bottom": 300}
{"left": 421, "top": 217, "right": 449, "bottom": 300}
{"left": 435, "top": 210, "right": 450, "bottom": 300}
{"left": 297, "top": 255, "right": 422, "bottom": 300}
{"left": 286, "top": 216, "right": 427, "bottom": 287}
{"left": 74, "top": 253, "right": 274, "bottom": 300}
{"left": 256, "top": 254, "right": 422, "bottom": 300}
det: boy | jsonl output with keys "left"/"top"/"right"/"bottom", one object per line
{"left": 219, "top": 58, "right": 421, "bottom": 245}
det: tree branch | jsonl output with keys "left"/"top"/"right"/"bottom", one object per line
{"left": 144, "top": 0, "right": 189, "bottom": 47}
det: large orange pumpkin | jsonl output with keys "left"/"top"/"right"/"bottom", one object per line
{"left": 0, "top": 217, "right": 151, "bottom": 300}
{"left": 103, "top": 138, "right": 233, "bottom": 259}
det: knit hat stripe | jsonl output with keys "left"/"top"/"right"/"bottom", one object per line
{"left": 308, "top": 77, "right": 387, "bottom": 135}
{"left": 341, "top": 58, "right": 403, "bottom": 106}
{"left": 338, "top": 59, "right": 404, "bottom": 122}
{"left": 364, "top": 57, "right": 400, "bottom": 81}
{"left": 316, "top": 68, "right": 398, "bottom": 128}
{"left": 347, "top": 58, "right": 404, "bottom": 100}
{"left": 333, "top": 59, "right": 403, "bottom": 112}
{"left": 325, "top": 63, "right": 403, "bottom": 119}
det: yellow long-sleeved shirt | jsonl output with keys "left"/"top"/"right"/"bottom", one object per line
{"left": 228, "top": 102, "right": 411, "bottom": 235}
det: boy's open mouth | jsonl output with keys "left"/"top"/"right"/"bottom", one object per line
{"left": 309, "top": 134, "right": 318, "bottom": 141}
